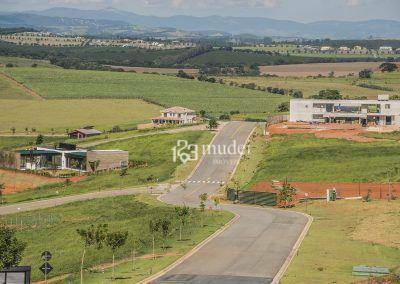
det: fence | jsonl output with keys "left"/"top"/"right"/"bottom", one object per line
{"left": 227, "top": 189, "right": 277, "bottom": 206}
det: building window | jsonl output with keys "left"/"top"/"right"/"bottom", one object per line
{"left": 313, "top": 114, "right": 324, "bottom": 119}
{"left": 385, "top": 104, "right": 391, "bottom": 109}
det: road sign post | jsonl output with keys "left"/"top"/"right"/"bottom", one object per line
{"left": 40, "top": 251, "right": 53, "bottom": 284}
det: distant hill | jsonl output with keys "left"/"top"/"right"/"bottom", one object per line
{"left": 0, "top": 12, "right": 224, "bottom": 38}
{"left": 23, "top": 7, "right": 400, "bottom": 39}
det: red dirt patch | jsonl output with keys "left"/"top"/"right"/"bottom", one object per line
{"left": 268, "top": 122, "right": 381, "bottom": 142}
{"left": 0, "top": 169, "right": 86, "bottom": 194}
{"left": 252, "top": 181, "right": 399, "bottom": 200}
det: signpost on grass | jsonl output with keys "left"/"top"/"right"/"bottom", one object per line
{"left": 40, "top": 251, "right": 53, "bottom": 284}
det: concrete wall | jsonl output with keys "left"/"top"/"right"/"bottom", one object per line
{"left": 86, "top": 150, "right": 129, "bottom": 172}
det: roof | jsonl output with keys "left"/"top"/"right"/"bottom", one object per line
{"left": 18, "top": 149, "right": 60, "bottom": 155}
{"left": 162, "top": 106, "right": 195, "bottom": 114}
{"left": 70, "top": 128, "right": 103, "bottom": 135}
{"left": 152, "top": 116, "right": 183, "bottom": 121}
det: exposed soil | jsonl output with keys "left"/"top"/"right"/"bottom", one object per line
{"left": 259, "top": 62, "right": 383, "bottom": 77}
{"left": 252, "top": 181, "right": 400, "bottom": 200}
{"left": 0, "top": 169, "right": 85, "bottom": 194}
{"left": 268, "top": 122, "right": 382, "bottom": 142}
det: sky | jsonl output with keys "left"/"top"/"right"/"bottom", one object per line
{"left": 0, "top": 0, "right": 399, "bottom": 22}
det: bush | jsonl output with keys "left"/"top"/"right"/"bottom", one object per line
{"left": 5, "top": 63, "right": 13, "bottom": 68}
{"left": 359, "top": 68, "right": 373, "bottom": 78}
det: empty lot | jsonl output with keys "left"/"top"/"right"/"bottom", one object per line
{"left": 260, "top": 62, "right": 383, "bottom": 77}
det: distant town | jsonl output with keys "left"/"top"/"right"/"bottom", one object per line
{"left": 0, "top": 32, "right": 196, "bottom": 49}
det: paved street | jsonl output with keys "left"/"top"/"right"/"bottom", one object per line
{"left": 0, "top": 185, "right": 166, "bottom": 216}
{"left": 155, "top": 122, "right": 309, "bottom": 284}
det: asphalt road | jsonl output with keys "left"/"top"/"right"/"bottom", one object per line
{"left": 0, "top": 185, "right": 166, "bottom": 216}
{"left": 154, "top": 121, "right": 309, "bottom": 284}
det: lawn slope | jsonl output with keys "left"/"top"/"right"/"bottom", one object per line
{"left": 3, "top": 195, "right": 233, "bottom": 282}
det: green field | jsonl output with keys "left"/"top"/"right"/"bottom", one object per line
{"left": 186, "top": 50, "right": 306, "bottom": 66}
{"left": 248, "top": 134, "right": 400, "bottom": 185}
{"left": 224, "top": 72, "right": 400, "bottom": 98}
{"left": 3, "top": 131, "right": 213, "bottom": 204}
{"left": 0, "top": 136, "right": 64, "bottom": 150}
{"left": 0, "top": 56, "right": 56, "bottom": 68}
{"left": 2, "top": 194, "right": 232, "bottom": 282}
{"left": 0, "top": 99, "right": 161, "bottom": 134}
{"left": 2, "top": 67, "right": 285, "bottom": 116}
{"left": 283, "top": 200, "right": 400, "bottom": 283}
{"left": 0, "top": 73, "right": 34, "bottom": 100}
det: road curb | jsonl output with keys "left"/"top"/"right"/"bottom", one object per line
{"left": 271, "top": 211, "right": 313, "bottom": 284}
{"left": 138, "top": 212, "right": 241, "bottom": 284}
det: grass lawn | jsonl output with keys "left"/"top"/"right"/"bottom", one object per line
{"left": 2, "top": 67, "right": 286, "bottom": 116}
{"left": 3, "top": 131, "right": 213, "bottom": 204}
{"left": 1, "top": 194, "right": 233, "bottom": 282}
{"left": 0, "top": 136, "right": 64, "bottom": 150}
{"left": 282, "top": 200, "right": 400, "bottom": 283}
{"left": 228, "top": 126, "right": 266, "bottom": 188}
{"left": 362, "top": 131, "right": 400, "bottom": 141}
{"left": 223, "top": 72, "right": 400, "bottom": 99}
{"left": 0, "top": 99, "right": 161, "bottom": 134}
{"left": 249, "top": 134, "right": 400, "bottom": 185}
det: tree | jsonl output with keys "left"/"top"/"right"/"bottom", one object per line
{"left": 199, "top": 110, "right": 207, "bottom": 118}
{"left": 208, "top": 118, "right": 219, "bottom": 130}
{"left": 276, "top": 180, "right": 297, "bottom": 208}
{"left": 148, "top": 219, "right": 160, "bottom": 260}
{"left": 175, "top": 206, "right": 190, "bottom": 241}
{"left": 276, "top": 102, "right": 289, "bottom": 112}
{"left": 35, "top": 134, "right": 44, "bottom": 145}
{"left": 76, "top": 224, "right": 108, "bottom": 284}
{"left": 120, "top": 167, "right": 128, "bottom": 177}
{"left": 0, "top": 225, "right": 26, "bottom": 269}
{"left": 0, "top": 183, "right": 4, "bottom": 204}
{"left": 311, "top": 89, "right": 342, "bottom": 100}
{"left": 159, "top": 219, "right": 171, "bottom": 251}
{"left": 199, "top": 193, "right": 208, "bottom": 227}
{"left": 359, "top": 69, "right": 373, "bottom": 78}
{"left": 213, "top": 196, "right": 220, "bottom": 210}
{"left": 379, "top": 62, "right": 398, "bottom": 73}
{"left": 106, "top": 230, "right": 128, "bottom": 280}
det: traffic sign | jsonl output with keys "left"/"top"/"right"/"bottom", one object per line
{"left": 41, "top": 251, "right": 52, "bottom": 262}
{"left": 40, "top": 263, "right": 53, "bottom": 275}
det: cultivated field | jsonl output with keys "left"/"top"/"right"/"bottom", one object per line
{"left": 3, "top": 67, "right": 286, "bottom": 115}
{"left": 259, "top": 62, "right": 383, "bottom": 77}
{"left": 0, "top": 99, "right": 161, "bottom": 134}
{"left": 108, "top": 65, "right": 199, "bottom": 75}
{"left": 3, "top": 195, "right": 232, "bottom": 282}
{"left": 224, "top": 71, "right": 400, "bottom": 98}
{"left": 0, "top": 72, "right": 35, "bottom": 100}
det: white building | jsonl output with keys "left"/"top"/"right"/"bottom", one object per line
{"left": 338, "top": 46, "right": 350, "bottom": 54}
{"left": 290, "top": 95, "right": 400, "bottom": 126}
{"left": 152, "top": 106, "right": 197, "bottom": 125}
{"left": 379, "top": 46, "right": 394, "bottom": 54}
